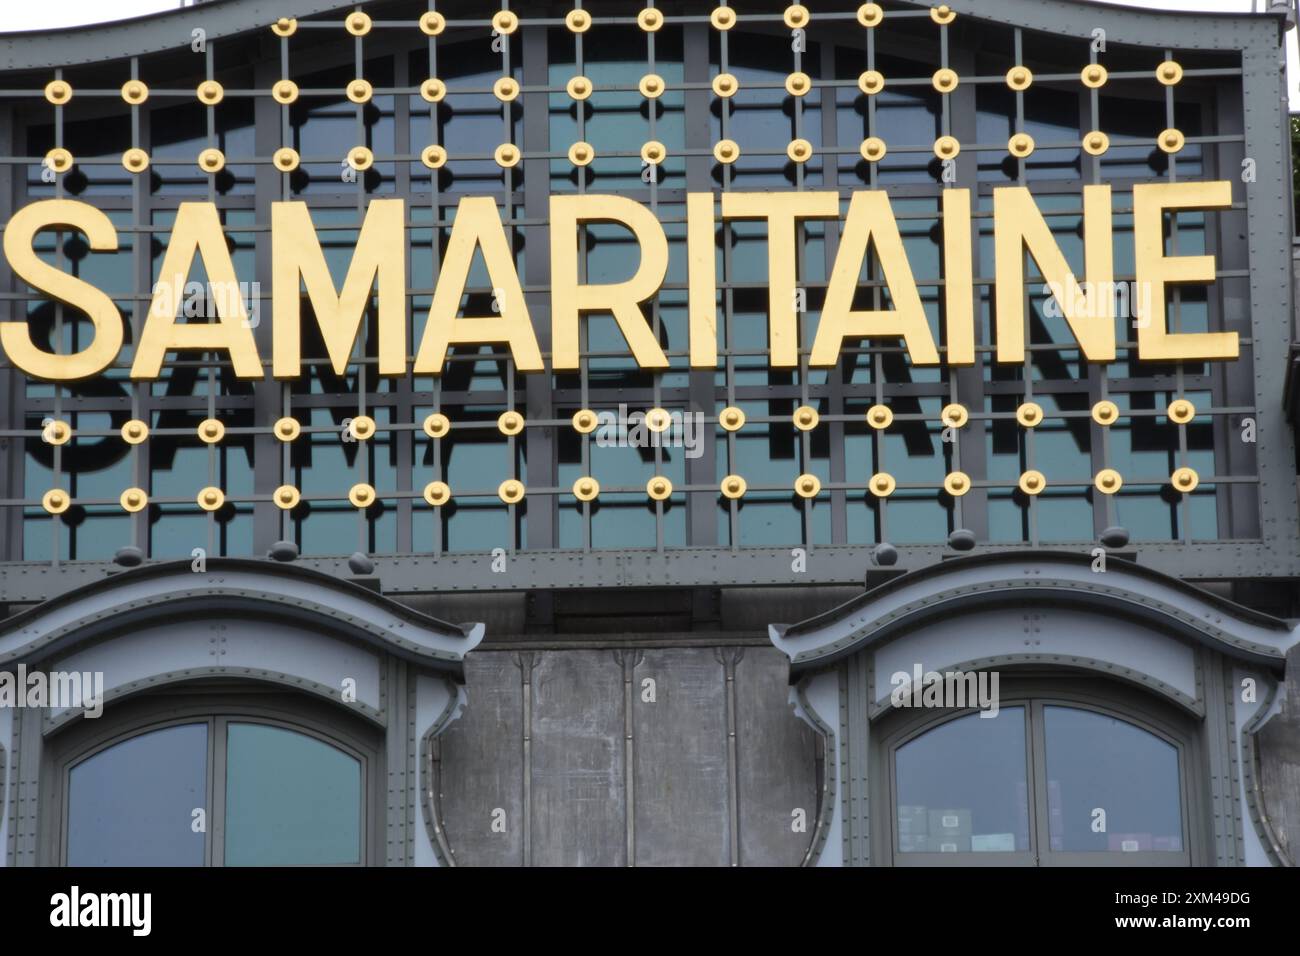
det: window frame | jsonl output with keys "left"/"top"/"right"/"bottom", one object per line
{"left": 39, "top": 685, "right": 385, "bottom": 867}
{"left": 873, "top": 675, "right": 1206, "bottom": 867}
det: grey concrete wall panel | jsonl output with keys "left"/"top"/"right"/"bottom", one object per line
{"left": 529, "top": 650, "right": 626, "bottom": 866}
{"left": 436, "top": 652, "right": 526, "bottom": 867}
{"left": 734, "top": 647, "right": 818, "bottom": 867}
{"left": 44, "top": 618, "right": 384, "bottom": 729}
{"left": 631, "top": 648, "right": 729, "bottom": 867}
{"left": 871, "top": 608, "right": 1200, "bottom": 713}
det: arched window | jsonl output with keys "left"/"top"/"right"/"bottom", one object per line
{"left": 876, "top": 680, "right": 1200, "bottom": 866}
{"left": 43, "top": 687, "right": 382, "bottom": 866}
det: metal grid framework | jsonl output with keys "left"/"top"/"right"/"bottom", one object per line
{"left": 0, "top": 0, "right": 1295, "bottom": 590}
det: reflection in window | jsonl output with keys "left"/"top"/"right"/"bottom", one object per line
{"left": 895, "top": 707, "right": 1029, "bottom": 853}
{"left": 67, "top": 724, "right": 208, "bottom": 866}
{"left": 1043, "top": 706, "right": 1183, "bottom": 852}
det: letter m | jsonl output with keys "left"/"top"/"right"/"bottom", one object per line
{"left": 272, "top": 199, "right": 406, "bottom": 377}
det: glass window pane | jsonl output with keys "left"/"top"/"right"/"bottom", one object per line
{"left": 224, "top": 723, "right": 362, "bottom": 866}
{"left": 67, "top": 723, "right": 208, "bottom": 866}
{"left": 894, "top": 707, "right": 1029, "bottom": 853}
{"left": 1043, "top": 706, "right": 1183, "bottom": 852}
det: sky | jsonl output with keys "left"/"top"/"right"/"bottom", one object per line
{"left": 4, "top": 0, "right": 1299, "bottom": 109}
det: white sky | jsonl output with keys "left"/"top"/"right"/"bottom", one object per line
{"left": 5, "top": 0, "right": 1300, "bottom": 109}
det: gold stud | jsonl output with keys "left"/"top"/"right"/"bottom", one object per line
{"left": 711, "top": 7, "right": 737, "bottom": 30}
{"left": 120, "top": 487, "right": 148, "bottom": 513}
{"left": 272, "top": 18, "right": 298, "bottom": 37}
{"left": 345, "top": 11, "right": 372, "bottom": 35}
{"left": 1008, "top": 133, "right": 1035, "bottom": 158}
{"left": 197, "top": 486, "right": 225, "bottom": 511}
{"left": 492, "top": 11, "right": 519, "bottom": 35}
{"left": 1006, "top": 67, "right": 1032, "bottom": 91}
{"left": 794, "top": 474, "right": 821, "bottom": 498}
{"left": 121, "top": 80, "right": 149, "bottom": 105}
{"left": 640, "top": 141, "right": 666, "bottom": 165}
{"left": 639, "top": 74, "right": 665, "bottom": 98}
{"left": 572, "top": 409, "right": 598, "bottom": 434}
{"left": 858, "top": 70, "right": 885, "bottom": 95}
{"left": 499, "top": 478, "right": 525, "bottom": 503}
{"left": 869, "top": 472, "right": 896, "bottom": 497}
{"left": 45, "top": 148, "right": 73, "bottom": 174}
{"left": 866, "top": 404, "right": 893, "bottom": 429}
{"left": 198, "top": 418, "right": 226, "bottom": 444}
{"left": 421, "top": 145, "right": 448, "bottom": 169}
{"left": 494, "top": 77, "right": 520, "bottom": 102}
{"left": 1082, "top": 131, "right": 1110, "bottom": 156}
{"left": 1167, "top": 398, "right": 1196, "bottom": 425}
{"left": 44, "top": 80, "right": 72, "bottom": 105}
{"left": 785, "top": 72, "right": 812, "bottom": 97}
{"left": 719, "top": 406, "right": 746, "bottom": 431}
{"left": 568, "top": 142, "right": 594, "bottom": 166}
{"left": 705, "top": 75, "right": 736, "bottom": 103}
{"left": 637, "top": 8, "right": 664, "bottom": 32}
{"left": 793, "top": 405, "right": 819, "bottom": 431}
{"left": 1016, "top": 402, "right": 1043, "bottom": 428}
{"left": 122, "top": 148, "right": 150, "bottom": 173}
{"left": 857, "top": 3, "right": 884, "bottom": 28}
{"left": 197, "top": 80, "right": 224, "bottom": 105}
{"left": 645, "top": 407, "right": 672, "bottom": 433}
{"left": 941, "top": 403, "right": 968, "bottom": 428}
{"left": 714, "top": 139, "right": 740, "bottom": 164}
{"left": 420, "top": 78, "right": 447, "bottom": 103}
{"left": 44, "top": 419, "right": 71, "bottom": 444}
{"left": 42, "top": 489, "right": 71, "bottom": 515}
{"left": 783, "top": 5, "right": 810, "bottom": 29}
{"left": 567, "top": 75, "right": 593, "bottom": 100}
{"left": 573, "top": 476, "right": 600, "bottom": 501}
{"left": 419, "top": 12, "right": 445, "bottom": 36}
{"left": 787, "top": 139, "right": 813, "bottom": 164}
{"left": 348, "top": 483, "right": 376, "bottom": 508}
{"left": 274, "top": 485, "right": 301, "bottom": 510}
{"left": 423, "top": 481, "right": 451, "bottom": 506}
{"left": 498, "top": 410, "right": 525, "bottom": 435}
{"left": 348, "top": 414, "right": 376, "bottom": 440}
{"left": 566, "top": 9, "right": 592, "bottom": 33}
{"left": 1081, "top": 64, "right": 1108, "bottom": 89}
{"left": 1158, "top": 128, "right": 1185, "bottom": 154}
{"left": 121, "top": 419, "right": 150, "bottom": 444}
{"left": 647, "top": 476, "right": 673, "bottom": 501}
{"left": 1156, "top": 60, "right": 1183, "bottom": 86}
{"left": 272, "top": 80, "right": 299, "bottom": 104}
{"left": 1018, "top": 470, "right": 1046, "bottom": 496}
{"left": 932, "top": 68, "right": 959, "bottom": 94}
{"left": 274, "top": 416, "right": 301, "bottom": 441}
{"left": 273, "top": 147, "right": 300, "bottom": 172}
{"left": 347, "top": 79, "right": 373, "bottom": 104}
{"left": 930, "top": 5, "right": 956, "bottom": 25}
{"left": 860, "top": 137, "right": 887, "bottom": 162}
{"left": 1171, "top": 466, "right": 1199, "bottom": 494}
{"left": 1091, "top": 400, "right": 1119, "bottom": 426}
{"left": 198, "top": 148, "right": 226, "bottom": 174}
{"left": 1094, "top": 468, "right": 1123, "bottom": 494}
{"left": 934, "top": 136, "right": 960, "bottom": 160}
{"left": 347, "top": 146, "right": 374, "bottom": 171}
{"left": 943, "top": 471, "right": 971, "bottom": 497}
{"left": 423, "top": 412, "right": 451, "bottom": 438}
{"left": 721, "top": 475, "right": 747, "bottom": 499}
{"left": 495, "top": 143, "right": 521, "bottom": 168}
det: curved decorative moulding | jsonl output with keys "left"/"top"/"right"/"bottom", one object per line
{"left": 768, "top": 552, "right": 1299, "bottom": 868}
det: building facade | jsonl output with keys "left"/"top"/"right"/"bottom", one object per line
{"left": 1, "top": 0, "right": 1299, "bottom": 867}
